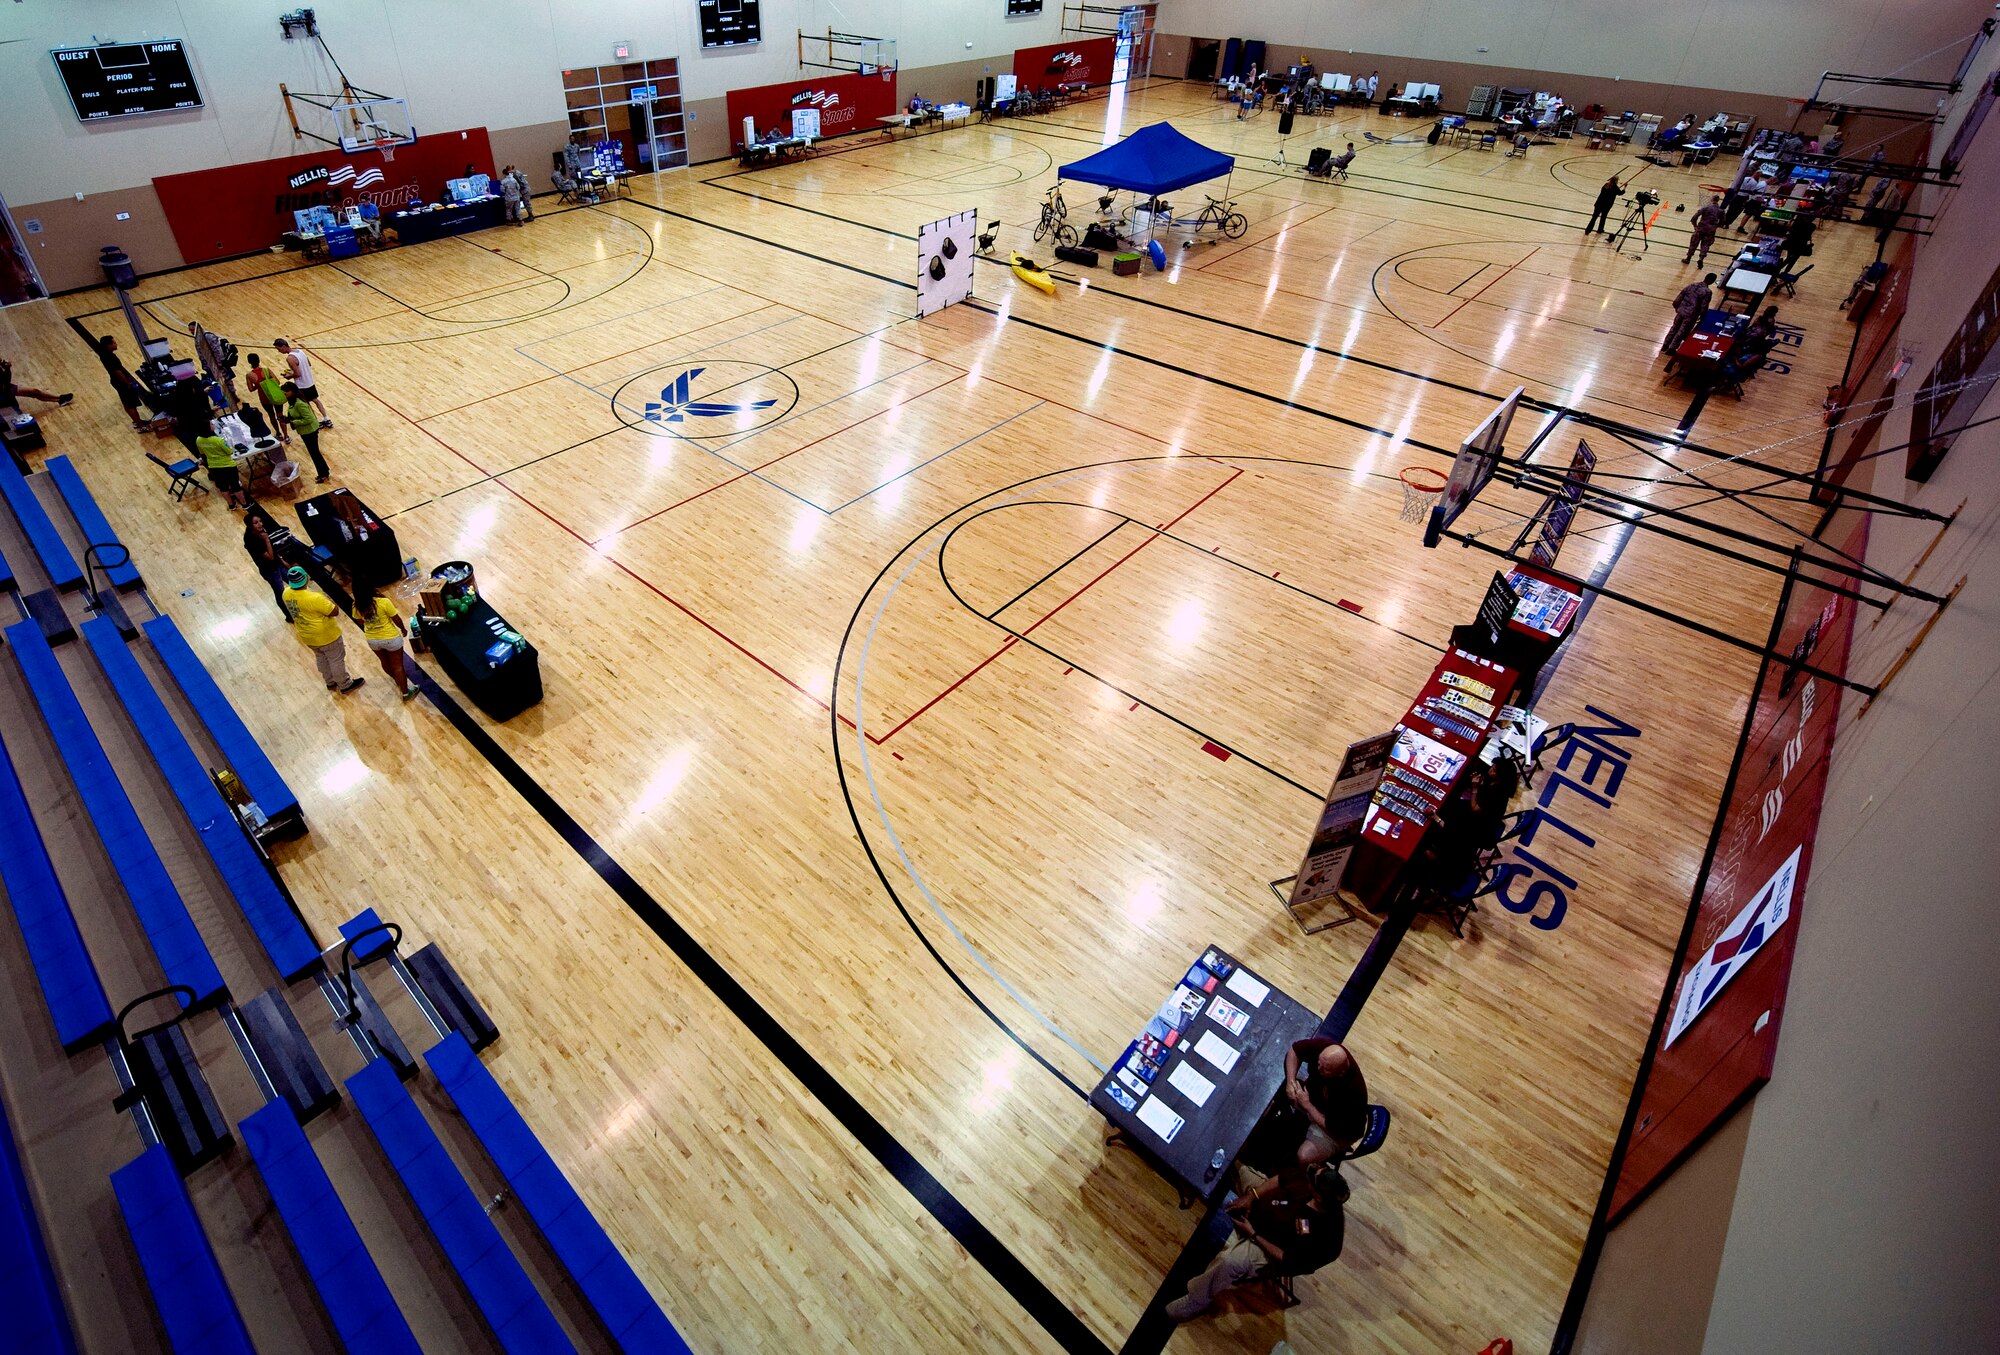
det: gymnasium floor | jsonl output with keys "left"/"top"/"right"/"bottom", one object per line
{"left": 4, "top": 77, "right": 1859, "bottom": 1353}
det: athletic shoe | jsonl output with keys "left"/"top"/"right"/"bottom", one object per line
{"left": 338, "top": 677, "right": 365, "bottom": 693}
{"left": 320, "top": 419, "right": 335, "bottom": 428}
{"left": 315, "top": 475, "right": 329, "bottom": 483}
{"left": 401, "top": 686, "right": 419, "bottom": 701}
{"left": 1164, "top": 1296, "right": 1205, "bottom": 1322}
{"left": 57, "top": 393, "right": 74, "bottom": 405}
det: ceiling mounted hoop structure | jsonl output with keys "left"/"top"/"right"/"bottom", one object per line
{"left": 797, "top": 28, "right": 898, "bottom": 75}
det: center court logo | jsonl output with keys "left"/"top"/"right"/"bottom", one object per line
{"left": 644, "top": 368, "right": 779, "bottom": 424}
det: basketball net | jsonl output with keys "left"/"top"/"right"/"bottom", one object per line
{"left": 378, "top": 140, "right": 396, "bottom": 162}
{"left": 1399, "top": 466, "right": 1449, "bottom": 523}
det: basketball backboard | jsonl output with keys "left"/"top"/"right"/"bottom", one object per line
{"left": 1424, "top": 385, "right": 1525, "bottom": 546}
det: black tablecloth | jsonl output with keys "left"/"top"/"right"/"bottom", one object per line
{"left": 296, "top": 490, "right": 402, "bottom": 592}
{"left": 390, "top": 197, "right": 506, "bottom": 244}
{"left": 1090, "top": 948, "right": 1320, "bottom": 1205}
{"left": 424, "top": 598, "right": 542, "bottom": 720}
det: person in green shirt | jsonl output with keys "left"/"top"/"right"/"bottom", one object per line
{"left": 282, "top": 381, "right": 331, "bottom": 483}
{"left": 195, "top": 430, "right": 250, "bottom": 509}
{"left": 245, "top": 353, "right": 290, "bottom": 445}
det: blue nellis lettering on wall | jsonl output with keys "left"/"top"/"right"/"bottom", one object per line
{"left": 1491, "top": 705, "right": 1640, "bottom": 930}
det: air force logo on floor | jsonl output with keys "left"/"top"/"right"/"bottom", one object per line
{"left": 644, "top": 368, "right": 779, "bottom": 424}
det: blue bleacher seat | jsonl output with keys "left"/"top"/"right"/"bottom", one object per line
{"left": 0, "top": 726, "right": 114, "bottom": 1051}
{"left": 43, "top": 456, "right": 140, "bottom": 589}
{"left": 0, "top": 458, "right": 82, "bottom": 590}
{"left": 6, "top": 620, "right": 224, "bottom": 1006}
{"left": 0, "top": 540, "right": 13, "bottom": 592}
{"left": 140, "top": 615, "right": 300, "bottom": 826}
{"left": 239, "top": 1100, "right": 422, "bottom": 1355}
{"left": 1, "top": 1091, "right": 79, "bottom": 1355}
{"left": 346, "top": 1059, "right": 579, "bottom": 1355}
{"left": 426, "top": 1034, "right": 689, "bottom": 1353}
{"left": 109, "top": 1142, "right": 256, "bottom": 1355}
{"left": 81, "top": 618, "right": 319, "bottom": 981}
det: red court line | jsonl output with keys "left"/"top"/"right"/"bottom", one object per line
{"left": 309, "top": 348, "right": 846, "bottom": 725}
{"left": 593, "top": 369, "right": 964, "bottom": 543}
{"left": 1431, "top": 245, "right": 1540, "bottom": 330}
{"left": 871, "top": 466, "right": 1243, "bottom": 744}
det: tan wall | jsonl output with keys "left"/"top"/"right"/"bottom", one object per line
{"left": 490, "top": 120, "right": 571, "bottom": 187}
{"left": 1573, "top": 1105, "right": 1754, "bottom": 1354}
{"left": 11, "top": 184, "right": 186, "bottom": 295}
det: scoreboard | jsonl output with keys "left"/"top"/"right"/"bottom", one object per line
{"left": 697, "top": 0, "right": 761, "bottom": 50}
{"left": 52, "top": 41, "right": 204, "bottom": 121}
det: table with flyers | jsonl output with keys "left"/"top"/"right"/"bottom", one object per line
{"left": 1089, "top": 945, "right": 1320, "bottom": 1207}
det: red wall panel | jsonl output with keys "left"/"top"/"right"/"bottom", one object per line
{"left": 1610, "top": 524, "right": 1867, "bottom": 1218}
{"left": 724, "top": 70, "right": 897, "bottom": 146}
{"left": 151, "top": 127, "right": 496, "bottom": 265}
{"left": 1013, "top": 36, "right": 1119, "bottom": 89}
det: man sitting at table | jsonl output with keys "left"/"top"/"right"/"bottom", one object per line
{"left": 1285, "top": 1037, "right": 1368, "bottom": 1164}
{"left": 1164, "top": 1162, "right": 1349, "bottom": 1321}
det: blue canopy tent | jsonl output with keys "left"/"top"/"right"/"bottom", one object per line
{"left": 1058, "top": 122, "right": 1235, "bottom": 196}
{"left": 1057, "top": 122, "right": 1237, "bottom": 254}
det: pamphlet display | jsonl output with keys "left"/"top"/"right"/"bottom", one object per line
{"left": 1091, "top": 946, "right": 1320, "bottom": 1204}
{"left": 1527, "top": 438, "right": 1598, "bottom": 567}
{"left": 1282, "top": 732, "right": 1396, "bottom": 928}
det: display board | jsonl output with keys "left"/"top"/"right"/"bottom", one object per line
{"left": 698, "top": 0, "right": 762, "bottom": 49}
{"left": 916, "top": 210, "right": 978, "bottom": 318}
{"left": 1283, "top": 732, "right": 1395, "bottom": 922}
{"left": 52, "top": 41, "right": 202, "bottom": 121}
{"left": 1425, "top": 384, "right": 1525, "bottom": 546}
{"left": 1007, "top": 1, "right": 1045, "bottom": 15}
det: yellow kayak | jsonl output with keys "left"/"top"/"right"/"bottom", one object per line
{"left": 1010, "top": 253, "right": 1057, "bottom": 296}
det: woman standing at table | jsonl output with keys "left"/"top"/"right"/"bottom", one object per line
{"left": 242, "top": 513, "right": 289, "bottom": 618}
{"left": 349, "top": 578, "right": 418, "bottom": 700}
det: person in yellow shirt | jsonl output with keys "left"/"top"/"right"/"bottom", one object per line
{"left": 196, "top": 430, "right": 250, "bottom": 510}
{"left": 281, "top": 566, "right": 363, "bottom": 693}
{"left": 349, "top": 580, "right": 417, "bottom": 700}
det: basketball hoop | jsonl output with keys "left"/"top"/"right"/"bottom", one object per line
{"left": 1398, "top": 466, "right": 1450, "bottom": 523}
{"left": 377, "top": 139, "right": 395, "bottom": 162}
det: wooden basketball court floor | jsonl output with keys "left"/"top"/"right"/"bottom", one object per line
{"left": 2, "top": 77, "right": 1866, "bottom": 1353}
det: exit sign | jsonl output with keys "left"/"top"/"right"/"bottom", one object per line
{"left": 614, "top": 40, "right": 631, "bottom": 59}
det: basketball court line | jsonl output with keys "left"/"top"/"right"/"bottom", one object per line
{"left": 398, "top": 661, "right": 1114, "bottom": 1355}
{"left": 1433, "top": 244, "right": 1541, "bottom": 328}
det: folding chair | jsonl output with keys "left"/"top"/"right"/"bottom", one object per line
{"left": 1522, "top": 722, "right": 1576, "bottom": 786}
{"left": 1477, "top": 132, "right": 1497, "bottom": 151}
{"left": 147, "top": 452, "right": 208, "bottom": 501}
{"left": 1776, "top": 262, "right": 1813, "bottom": 297}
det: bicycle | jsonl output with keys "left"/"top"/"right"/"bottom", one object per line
{"left": 1033, "top": 184, "right": 1077, "bottom": 247}
{"left": 1190, "top": 194, "right": 1249, "bottom": 239}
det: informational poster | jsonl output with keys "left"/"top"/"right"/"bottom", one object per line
{"left": 790, "top": 106, "right": 820, "bottom": 140}
{"left": 1528, "top": 438, "right": 1597, "bottom": 568}
{"left": 1285, "top": 732, "right": 1396, "bottom": 913}
{"left": 916, "top": 209, "right": 978, "bottom": 318}
{"left": 1477, "top": 571, "right": 1519, "bottom": 645}
{"left": 1665, "top": 845, "right": 1801, "bottom": 1047}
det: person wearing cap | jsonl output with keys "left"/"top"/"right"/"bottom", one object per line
{"left": 1163, "top": 1162, "right": 1349, "bottom": 1321}
{"left": 281, "top": 566, "right": 364, "bottom": 694}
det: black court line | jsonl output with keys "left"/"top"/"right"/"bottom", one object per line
{"left": 402, "top": 660, "right": 1113, "bottom": 1355}
{"left": 1117, "top": 488, "right": 1640, "bottom": 1354}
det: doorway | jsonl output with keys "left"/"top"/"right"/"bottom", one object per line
{"left": 1187, "top": 39, "right": 1220, "bottom": 83}
{"left": 0, "top": 193, "right": 47, "bottom": 306}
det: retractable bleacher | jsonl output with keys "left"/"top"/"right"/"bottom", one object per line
{"left": 42, "top": 456, "right": 141, "bottom": 590}
{"left": 346, "top": 1058, "right": 580, "bottom": 1355}
{"left": 1, "top": 1092, "right": 78, "bottom": 1355}
{"left": 142, "top": 615, "right": 303, "bottom": 834}
{"left": 109, "top": 1142, "right": 256, "bottom": 1355}
{"left": 81, "top": 617, "right": 320, "bottom": 981}
{"left": 0, "top": 725, "right": 114, "bottom": 1051}
{"left": 0, "top": 457, "right": 82, "bottom": 591}
{"left": 427, "top": 1033, "right": 689, "bottom": 1353}
{"left": 239, "top": 1100, "right": 423, "bottom": 1355}
{"left": 7, "top": 619, "right": 225, "bottom": 1007}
